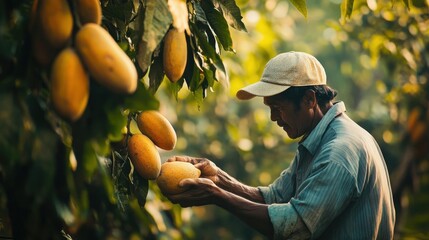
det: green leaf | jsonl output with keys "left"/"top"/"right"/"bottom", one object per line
{"left": 200, "top": 0, "right": 234, "bottom": 51}
{"left": 168, "top": 78, "right": 186, "bottom": 99}
{"left": 102, "top": 0, "right": 135, "bottom": 25}
{"left": 123, "top": 81, "right": 160, "bottom": 112}
{"left": 289, "top": 0, "right": 308, "bottom": 18}
{"left": 105, "top": 105, "right": 127, "bottom": 142}
{"left": 148, "top": 52, "right": 165, "bottom": 93}
{"left": 194, "top": 0, "right": 209, "bottom": 24}
{"left": 131, "top": 172, "right": 149, "bottom": 207}
{"left": 98, "top": 156, "right": 116, "bottom": 203}
{"left": 402, "top": 0, "right": 410, "bottom": 9}
{"left": 182, "top": 35, "right": 199, "bottom": 88}
{"left": 411, "top": 0, "right": 429, "bottom": 8}
{"left": 81, "top": 140, "right": 99, "bottom": 180}
{"left": 202, "top": 64, "right": 216, "bottom": 88}
{"left": 190, "top": 22, "right": 226, "bottom": 78}
{"left": 136, "top": 0, "right": 172, "bottom": 74}
{"left": 340, "top": 0, "right": 354, "bottom": 23}
{"left": 210, "top": 0, "right": 247, "bottom": 32}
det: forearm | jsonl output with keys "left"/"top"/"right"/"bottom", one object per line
{"left": 216, "top": 169, "right": 265, "bottom": 203}
{"left": 215, "top": 188, "right": 274, "bottom": 238}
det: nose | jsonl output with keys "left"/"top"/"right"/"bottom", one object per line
{"left": 270, "top": 109, "right": 280, "bottom": 122}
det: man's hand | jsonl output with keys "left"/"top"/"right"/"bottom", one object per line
{"left": 166, "top": 177, "right": 221, "bottom": 207}
{"left": 167, "top": 156, "right": 219, "bottom": 184}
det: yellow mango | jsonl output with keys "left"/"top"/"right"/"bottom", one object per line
{"left": 75, "top": 23, "right": 138, "bottom": 94}
{"left": 136, "top": 110, "right": 177, "bottom": 151}
{"left": 75, "top": 0, "right": 102, "bottom": 25}
{"left": 163, "top": 28, "right": 187, "bottom": 82}
{"left": 29, "top": 0, "right": 58, "bottom": 66}
{"left": 127, "top": 134, "right": 161, "bottom": 180}
{"left": 51, "top": 48, "right": 89, "bottom": 121}
{"left": 38, "top": 0, "right": 73, "bottom": 49}
{"left": 156, "top": 161, "right": 201, "bottom": 195}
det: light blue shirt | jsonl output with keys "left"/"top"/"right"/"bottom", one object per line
{"left": 259, "top": 101, "right": 395, "bottom": 239}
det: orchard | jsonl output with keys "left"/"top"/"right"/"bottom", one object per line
{"left": 1, "top": 0, "right": 429, "bottom": 239}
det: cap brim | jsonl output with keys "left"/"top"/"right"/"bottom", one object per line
{"left": 236, "top": 81, "right": 291, "bottom": 100}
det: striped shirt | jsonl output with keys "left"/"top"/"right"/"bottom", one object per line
{"left": 258, "top": 101, "right": 395, "bottom": 239}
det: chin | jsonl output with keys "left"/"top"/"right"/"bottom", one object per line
{"left": 284, "top": 130, "right": 300, "bottom": 140}
{"left": 288, "top": 135, "right": 299, "bottom": 140}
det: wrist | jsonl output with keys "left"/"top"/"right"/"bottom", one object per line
{"left": 216, "top": 168, "right": 235, "bottom": 190}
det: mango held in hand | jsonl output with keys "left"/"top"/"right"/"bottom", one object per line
{"left": 156, "top": 161, "right": 201, "bottom": 194}
{"left": 75, "top": 23, "right": 138, "bottom": 94}
{"left": 51, "top": 48, "right": 89, "bottom": 121}
{"left": 38, "top": 0, "right": 73, "bottom": 49}
{"left": 163, "top": 28, "right": 187, "bottom": 82}
{"left": 128, "top": 133, "right": 161, "bottom": 180}
{"left": 136, "top": 111, "right": 177, "bottom": 151}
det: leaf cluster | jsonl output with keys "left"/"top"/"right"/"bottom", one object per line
{"left": 0, "top": 0, "right": 246, "bottom": 238}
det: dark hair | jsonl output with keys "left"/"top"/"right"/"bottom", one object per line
{"left": 277, "top": 85, "right": 337, "bottom": 108}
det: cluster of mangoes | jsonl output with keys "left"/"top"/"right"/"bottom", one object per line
{"left": 128, "top": 110, "right": 177, "bottom": 180}
{"left": 30, "top": 0, "right": 138, "bottom": 122}
{"left": 127, "top": 111, "right": 200, "bottom": 194}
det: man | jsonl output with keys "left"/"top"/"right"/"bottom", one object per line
{"left": 164, "top": 51, "right": 396, "bottom": 239}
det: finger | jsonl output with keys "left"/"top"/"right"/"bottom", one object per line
{"left": 178, "top": 178, "right": 198, "bottom": 187}
{"left": 194, "top": 160, "right": 211, "bottom": 169}
{"left": 166, "top": 156, "right": 177, "bottom": 162}
{"left": 167, "top": 156, "right": 188, "bottom": 162}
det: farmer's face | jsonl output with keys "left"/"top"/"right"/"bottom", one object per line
{"left": 264, "top": 94, "right": 314, "bottom": 139}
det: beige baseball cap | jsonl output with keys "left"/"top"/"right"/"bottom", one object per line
{"left": 236, "top": 51, "right": 327, "bottom": 100}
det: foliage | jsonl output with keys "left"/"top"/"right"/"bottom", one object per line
{"left": 0, "top": 0, "right": 245, "bottom": 238}
{"left": 336, "top": 0, "right": 429, "bottom": 236}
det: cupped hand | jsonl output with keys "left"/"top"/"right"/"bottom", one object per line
{"left": 167, "top": 156, "right": 219, "bottom": 183}
{"left": 166, "top": 177, "right": 221, "bottom": 208}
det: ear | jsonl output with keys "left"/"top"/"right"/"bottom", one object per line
{"left": 303, "top": 90, "right": 317, "bottom": 108}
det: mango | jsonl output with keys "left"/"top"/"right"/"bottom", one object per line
{"left": 156, "top": 161, "right": 201, "bottom": 194}
{"left": 136, "top": 110, "right": 177, "bottom": 151}
{"left": 75, "top": 23, "right": 138, "bottom": 94}
{"left": 163, "top": 28, "right": 187, "bottom": 82}
{"left": 76, "top": 0, "right": 102, "bottom": 25}
{"left": 50, "top": 48, "right": 89, "bottom": 121}
{"left": 29, "top": 0, "right": 58, "bottom": 66}
{"left": 38, "top": 0, "right": 73, "bottom": 49}
{"left": 127, "top": 133, "right": 161, "bottom": 180}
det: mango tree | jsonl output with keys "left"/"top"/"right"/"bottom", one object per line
{"left": 0, "top": 0, "right": 246, "bottom": 238}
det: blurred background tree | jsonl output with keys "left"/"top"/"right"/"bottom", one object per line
{"left": 1, "top": 0, "right": 428, "bottom": 239}
{"left": 160, "top": 0, "right": 429, "bottom": 239}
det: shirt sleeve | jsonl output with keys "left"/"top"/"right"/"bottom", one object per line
{"left": 291, "top": 160, "right": 356, "bottom": 239}
{"left": 258, "top": 156, "right": 298, "bottom": 204}
{"left": 268, "top": 203, "right": 311, "bottom": 240}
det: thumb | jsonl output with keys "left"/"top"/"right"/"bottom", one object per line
{"left": 178, "top": 178, "right": 195, "bottom": 187}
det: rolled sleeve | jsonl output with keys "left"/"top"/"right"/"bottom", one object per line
{"left": 258, "top": 186, "right": 274, "bottom": 204}
{"left": 268, "top": 203, "right": 311, "bottom": 240}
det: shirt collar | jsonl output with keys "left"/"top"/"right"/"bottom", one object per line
{"left": 300, "top": 101, "right": 346, "bottom": 155}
